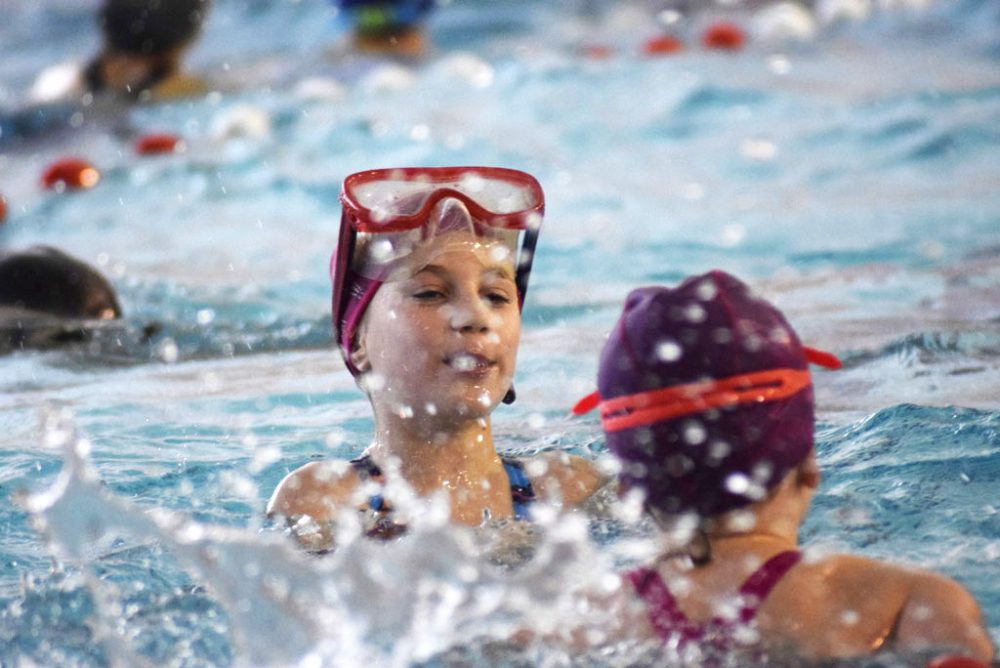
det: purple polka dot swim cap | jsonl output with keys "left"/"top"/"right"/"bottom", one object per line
{"left": 596, "top": 270, "right": 836, "bottom": 518}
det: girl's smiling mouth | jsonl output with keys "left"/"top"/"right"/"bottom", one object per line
{"left": 445, "top": 352, "right": 496, "bottom": 374}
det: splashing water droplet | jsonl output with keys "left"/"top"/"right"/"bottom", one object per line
{"left": 656, "top": 339, "right": 683, "bottom": 362}
{"left": 683, "top": 303, "right": 706, "bottom": 323}
{"left": 158, "top": 338, "right": 179, "bottom": 363}
{"left": 725, "top": 473, "right": 750, "bottom": 494}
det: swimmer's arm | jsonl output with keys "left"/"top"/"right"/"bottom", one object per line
{"left": 265, "top": 461, "right": 360, "bottom": 551}
{"left": 528, "top": 452, "right": 609, "bottom": 509}
{"left": 893, "top": 569, "right": 994, "bottom": 661}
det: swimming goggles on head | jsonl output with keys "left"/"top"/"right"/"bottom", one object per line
{"left": 331, "top": 166, "right": 545, "bottom": 373}
{"left": 571, "top": 347, "right": 842, "bottom": 432}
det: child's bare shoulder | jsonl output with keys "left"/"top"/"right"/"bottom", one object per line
{"left": 805, "top": 552, "right": 968, "bottom": 597}
{"left": 524, "top": 452, "right": 608, "bottom": 508}
{"left": 792, "top": 552, "right": 919, "bottom": 600}
{"left": 266, "top": 459, "right": 363, "bottom": 522}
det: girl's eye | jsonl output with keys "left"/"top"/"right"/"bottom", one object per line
{"left": 485, "top": 292, "right": 512, "bottom": 305}
{"left": 413, "top": 288, "right": 445, "bottom": 301}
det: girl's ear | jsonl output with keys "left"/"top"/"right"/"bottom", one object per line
{"left": 798, "top": 450, "right": 821, "bottom": 491}
{"left": 349, "top": 337, "right": 371, "bottom": 374}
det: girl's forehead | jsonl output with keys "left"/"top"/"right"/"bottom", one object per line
{"left": 390, "top": 233, "right": 516, "bottom": 281}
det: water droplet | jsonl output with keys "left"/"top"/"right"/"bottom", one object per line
{"left": 695, "top": 280, "right": 718, "bottom": 301}
{"left": 725, "top": 472, "right": 750, "bottom": 494}
{"left": 683, "top": 421, "right": 707, "bottom": 445}
{"left": 656, "top": 339, "right": 683, "bottom": 362}
{"left": 740, "top": 138, "right": 778, "bottom": 161}
{"left": 158, "top": 338, "right": 179, "bottom": 363}
{"left": 684, "top": 303, "right": 706, "bottom": 323}
{"left": 767, "top": 54, "right": 792, "bottom": 75}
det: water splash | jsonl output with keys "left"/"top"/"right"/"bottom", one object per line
{"left": 20, "top": 412, "right": 644, "bottom": 667}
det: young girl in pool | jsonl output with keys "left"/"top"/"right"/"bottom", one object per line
{"left": 268, "top": 167, "right": 604, "bottom": 551}
{"left": 573, "top": 270, "right": 993, "bottom": 662}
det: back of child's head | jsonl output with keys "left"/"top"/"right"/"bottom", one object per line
{"left": 0, "top": 246, "right": 122, "bottom": 320}
{"left": 100, "top": 0, "right": 210, "bottom": 55}
{"left": 595, "top": 270, "right": 830, "bottom": 520}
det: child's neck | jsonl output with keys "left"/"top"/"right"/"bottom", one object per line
{"left": 368, "top": 413, "right": 505, "bottom": 497}
{"left": 705, "top": 490, "right": 806, "bottom": 552}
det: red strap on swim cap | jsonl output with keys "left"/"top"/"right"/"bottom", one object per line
{"left": 598, "top": 368, "right": 813, "bottom": 433}
{"left": 803, "top": 346, "right": 842, "bottom": 369}
{"left": 572, "top": 344, "right": 841, "bottom": 419}
{"left": 571, "top": 391, "right": 601, "bottom": 416}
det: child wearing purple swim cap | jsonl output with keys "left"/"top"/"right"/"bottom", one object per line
{"left": 575, "top": 270, "right": 993, "bottom": 662}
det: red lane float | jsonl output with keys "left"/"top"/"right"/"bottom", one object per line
{"left": 136, "top": 133, "right": 184, "bottom": 155}
{"left": 0, "top": 194, "right": 7, "bottom": 224}
{"left": 42, "top": 158, "right": 100, "bottom": 191}
{"left": 702, "top": 22, "right": 746, "bottom": 51}
{"left": 642, "top": 35, "right": 685, "bottom": 56}
{"left": 925, "top": 656, "right": 990, "bottom": 668}
{"left": 582, "top": 44, "right": 615, "bottom": 60}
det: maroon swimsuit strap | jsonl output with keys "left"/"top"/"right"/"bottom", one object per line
{"left": 626, "top": 550, "right": 802, "bottom": 644}
{"left": 735, "top": 549, "right": 802, "bottom": 623}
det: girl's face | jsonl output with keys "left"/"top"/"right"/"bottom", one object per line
{"left": 355, "top": 232, "right": 521, "bottom": 422}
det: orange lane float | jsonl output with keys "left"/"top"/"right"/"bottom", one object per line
{"left": 0, "top": 194, "right": 6, "bottom": 224}
{"left": 702, "top": 22, "right": 746, "bottom": 51}
{"left": 642, "top": 35, "right": 685, "bottom": 56}
{"left": 41, "top": 158, "right": 100, "bottom": 191}
{"left": 135, "top": 133, "right": 184, "bottom": 155}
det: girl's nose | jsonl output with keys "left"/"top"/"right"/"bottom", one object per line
{"left": 449, "top": 294, "right": 490, "bottom": 334}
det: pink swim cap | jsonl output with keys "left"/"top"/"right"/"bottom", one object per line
{"left": 329, "top": 248, "right": 382, "bottom": 377}
{"left": 593, "top": 270, "right": 839, "bottom": 518}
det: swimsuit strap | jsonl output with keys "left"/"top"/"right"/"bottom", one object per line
{"left": 736, "top": 549, "right": 802, "bottom": 624}
{"left": 349, "top": 453, "right": 537, "bottom": 524}
{"left": 625, "top": 567, "right": 705, "bottom": 643}
{"left": 349, "top": 453, "right": 387, "bottom": 510}
{"left": 626, "top": 549, "right": 802, "bottom": 645}
{"left": 500, "top": 456, "right": 535, "bottom": 520}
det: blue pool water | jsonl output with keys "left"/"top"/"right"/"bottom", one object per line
{"left": 1, "top": 0, "right": 998, "bottom": 665}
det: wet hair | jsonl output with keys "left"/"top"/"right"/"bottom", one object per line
{"left": 0, "top": 246, "right": 122, "bottom": 320}
{"left": 99, "top": 0, "right": 210, "bottom": 55}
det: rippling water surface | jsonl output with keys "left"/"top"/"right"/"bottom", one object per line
{"left": 1, "top": 0, "right": 998, "bottom": 665}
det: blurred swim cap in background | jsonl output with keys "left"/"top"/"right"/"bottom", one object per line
{"left": 100, "top": 0, "right": 211, "bottom": 55}
{"left": 333, "top": 0, "right": 435, "bottom": 36}
{"left": 0, "top": 246, "right": 122, "bottom": 321}
{"left": 592, "top": 270, "right": 839, "bottom": 518}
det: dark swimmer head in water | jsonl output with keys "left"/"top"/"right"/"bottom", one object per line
{"left": 85, "top": 0, "right": 211, "bottom": 99}
{"left": 0, "top": 246, "right": 122, "bottom": 351}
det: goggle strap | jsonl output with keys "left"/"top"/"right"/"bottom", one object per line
{"left": 571, "top": 390, "right": 601, "bottom": 416}
{"left": 516, "top": 224, "right": 540, "bottom": 306}
{"left": 332, "top": 212, "right": 358, "bottom": 341}
{"left": 803, "top": 346, "right": 843, "bottom": 369}
{"left": 597, "top": 368, "right": 813, "bottom": 433}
